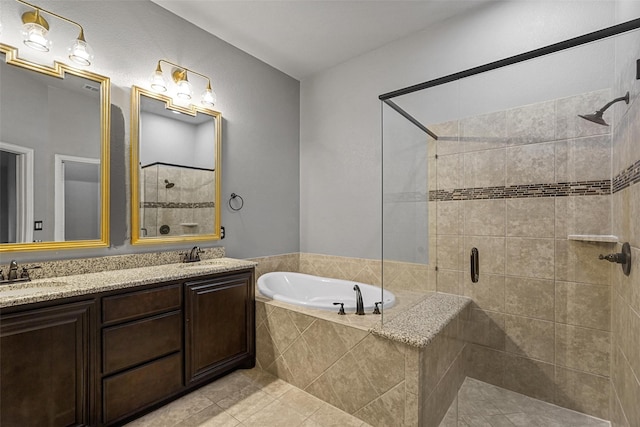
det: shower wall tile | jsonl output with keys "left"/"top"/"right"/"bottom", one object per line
{"left": 555, "top": 323, "right": 610, "bottom": 377}
{"left": 506, "top": 100, "right": 556, "bottom": 145}
{"left": 555, "top": 195, "right": 612, "bottom": 237}
{"left": 555, "top": 89, "right": 612, "bottom": 140}
{"left": 436, "top": 154, "right": 462, "bottom": 190}
{"left": 611, "top": 344, "right": 640, "bottom": 427}
{"left": 555, "top": 240, "right": 613, "bottom": 286}
{"left": 433, "top": 120, "right": 462, "bottom": 156}
{"left": 436, "top": 201, "right": 463, "bottom": 235}
{"left": 613, "top": 107, "right": 632, "bottom": 178}
{"left": 464, "top": 199, "right": 505, "bottom": 237}
{"left": 462, "top": 274, "right": 505, "bottom": 312}
{"left": 465, "top": 344, "right": 505, "bottom": 388}
{"left": 506, "top": 198, "right": 555, "bottom": 238}
{"left": 502, "top": 353, "right": 555, "bottom": 403}
{"left": 610, "top": 388, "right": 630, "bottom": 427}
{"left": 555, "top": 367, "right": 610, "bottom": 419}
{"left": 506, "top": 142, "right": 555, "bottom": 185}
{"left": 461, "top": 111, "right": 507, "bottom": 152}
{"left": 462, "top": 309, "right": 505, "bottom": 351}
{"left": 555, "top": 135, "right": 612, "bottom": 183}
{"left": 505, "top": 237, "right": 555, "bottom": 280}
{"left": 504, "top": 277, "right": 555, "bottom": 321}
{"left": 555, "top": 281, "right": 610, "bottom": 331}
{"left": 504, "top": 315, "right": 555, "bottom": 363}
{"left": 436, "top": 269, "right": 462, "bottom": 296}
{"left": 463, "top": 148, "right": 505, "bottom": 188}
{"left": 437, "top": 235, "right": 462, "bottom": 271}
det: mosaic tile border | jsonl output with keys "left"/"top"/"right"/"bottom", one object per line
{"left": 429, "top": 180, "right": 611, "bottom": 201}
{"left": 141, "top": 201, "right": 215, "bottom": 208}
{"left": 613, "top": 159, "right": 640, "bottom": 193}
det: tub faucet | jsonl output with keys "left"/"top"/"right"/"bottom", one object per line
{"left": 353, "top": 285, "right": 365, "bottom": 315}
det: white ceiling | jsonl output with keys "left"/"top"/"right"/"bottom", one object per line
{"left": 151, "top": 1, "right": 491, "bottom": 80}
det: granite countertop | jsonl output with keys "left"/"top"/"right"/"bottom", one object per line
{"left": 371, "top": 293, "right": 471, "bottom": 347}
{"left": 0, "top": 257, "right": 256, "bottom": 308}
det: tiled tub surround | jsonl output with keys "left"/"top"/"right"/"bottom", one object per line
{"left": 256, "top": 287, "right": 470, "bottom": 427}
{"left": 428, "top": 88, "right": 620, "bottom": 421}
{"left": 251, "top": 252, "right": 434, "bottom": 294}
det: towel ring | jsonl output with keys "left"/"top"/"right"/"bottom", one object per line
{"left": 229, "top": 193, "right": 244, "bottom": 211}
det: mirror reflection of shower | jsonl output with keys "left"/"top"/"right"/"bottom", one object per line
{"left": 164, "top": 179, "right": 175, "bottom": 188}
{"left": 578, "top": 91, "right": 629, "bottom": 126}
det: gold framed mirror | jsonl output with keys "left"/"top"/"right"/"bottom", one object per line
{"left": 0, "top": 44, "right": 110, "bottom": 252}
{"left": 130, "top": 86, "right": 222, "bottom": 245}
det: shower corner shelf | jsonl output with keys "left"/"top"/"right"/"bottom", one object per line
{"left": 567, "top": 234, "right": 618, "bottom": 243}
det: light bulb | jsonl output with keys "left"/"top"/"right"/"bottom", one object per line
{"left": 201, "top": 87, "right": 216, "bottom": 108}
{"left": 149, "top": 69, "right": 168, "bottom": 92}
{"left": 22, "top": 22, "right": 52, "bottom": 52}
{"left": 176, "top": 79, "right": 193, "bottom": 100}
{"left": 68, "top": 39, "right": 94, "bottom": 66}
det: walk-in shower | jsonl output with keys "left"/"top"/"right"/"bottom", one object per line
{"left": 381, "top": 17, "right": 640, "bottom": 427}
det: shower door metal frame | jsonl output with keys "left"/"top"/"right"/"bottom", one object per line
{"left": 380, "top": 17, "right": 640, "bottom": 105}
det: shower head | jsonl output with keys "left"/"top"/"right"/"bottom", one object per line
{"left": 578, "top": 91, "right": 629, "bottom": 126}
{"left": 164, "top": 179, "right": 175, "bottom": 189}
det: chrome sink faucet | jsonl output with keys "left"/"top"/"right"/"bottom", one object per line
{"left": 353, "top": 284, "right": 365, "bottom": 315}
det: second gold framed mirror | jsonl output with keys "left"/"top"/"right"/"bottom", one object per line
{"left": 130, "top": 86, "right": 222, "bottom": 245}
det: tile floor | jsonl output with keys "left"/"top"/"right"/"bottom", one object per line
{"left": 125, "top": 368, "right": 611, "bottom": 427}
{"left": 124, "top": 367, "right": 372, "bottom": 427}
{"left": 440, "top": 377, "right": 611, "bottom": 427}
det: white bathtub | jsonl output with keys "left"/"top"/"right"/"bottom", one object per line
{"left": 257, "top": 272, "right": 395, "bottom": 312}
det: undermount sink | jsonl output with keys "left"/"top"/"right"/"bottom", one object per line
{"left": 0, "top": 281, "right": 68, "bottom": 298}
{"left": 181, "top": 259, "right": 232, "bottom": 268}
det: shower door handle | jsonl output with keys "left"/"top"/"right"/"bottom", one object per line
{"left": 470, "top": 248, "right": 479, "bottom": 283}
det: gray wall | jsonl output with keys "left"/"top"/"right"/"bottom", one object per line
{"left": 2, "top": 0, "right": 300, "bottom": 261}
{"left": 299, "top": 0, "right": 620, "bottom": 260}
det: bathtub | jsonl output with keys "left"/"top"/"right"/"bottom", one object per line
{"left": 257, "top": 271, "right": 395, "bottom": 312}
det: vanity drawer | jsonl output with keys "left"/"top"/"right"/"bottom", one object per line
{"left": 102, "top": 352, "right": 182, "bottom": 424}
{"left": 102, "top": 283, "right": 181, "bottom": 324}
{"left": 102, "top": 311, "right": 182, "bottom": 375}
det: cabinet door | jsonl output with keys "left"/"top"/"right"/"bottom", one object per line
{"left": 184, "top": 271, "right": 254, "bottom": 385}
{"left": 1, "top": 300, "right": 94, "bottom": 427}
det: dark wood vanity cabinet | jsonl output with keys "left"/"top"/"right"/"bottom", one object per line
{"left": 0, "top": 266, "right": 255, "bottom": 427}
{"left": 185, "top": 270, "right": 255, "bottom": 386}
{"left": 0, "top": 300, "right": 95, "bottom": 427}
{"left": 100, "top": 283, "right": 184, "bottom": 425}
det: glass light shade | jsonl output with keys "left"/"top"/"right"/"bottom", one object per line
{"left": 201, "top": 87, "right": 217, "bottom": 107}
{"left": 68, "top": 39, "right": 94, "bottom": 66}
{"left": 149, "top": 70, "right": 168, "bottom": 92}
{"left": 22, "top": 23, "right": 52, "bottom": 52}
{"left": 176, "top": 79, "right": 193, "bottom": 100}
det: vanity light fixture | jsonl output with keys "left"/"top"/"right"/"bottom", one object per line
{"left": 149, "top": 60, "right": 217, "bottom": 109}
{"left": 17, "top": 0, "right": 94, "bottom": 66}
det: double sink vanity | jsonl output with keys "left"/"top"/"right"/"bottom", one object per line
{"left": 1, "top": 10, "right": 237, "bottom": 427}
{"left": 0, "top": 256, "right": 256, "bottom": 426}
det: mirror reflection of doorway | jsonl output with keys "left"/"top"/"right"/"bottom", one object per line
{"left": 0, "top": 142, "right": 34, "bottom": 243}
{"left": 54, "top": 155, "right": 100, "bottom": 241}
